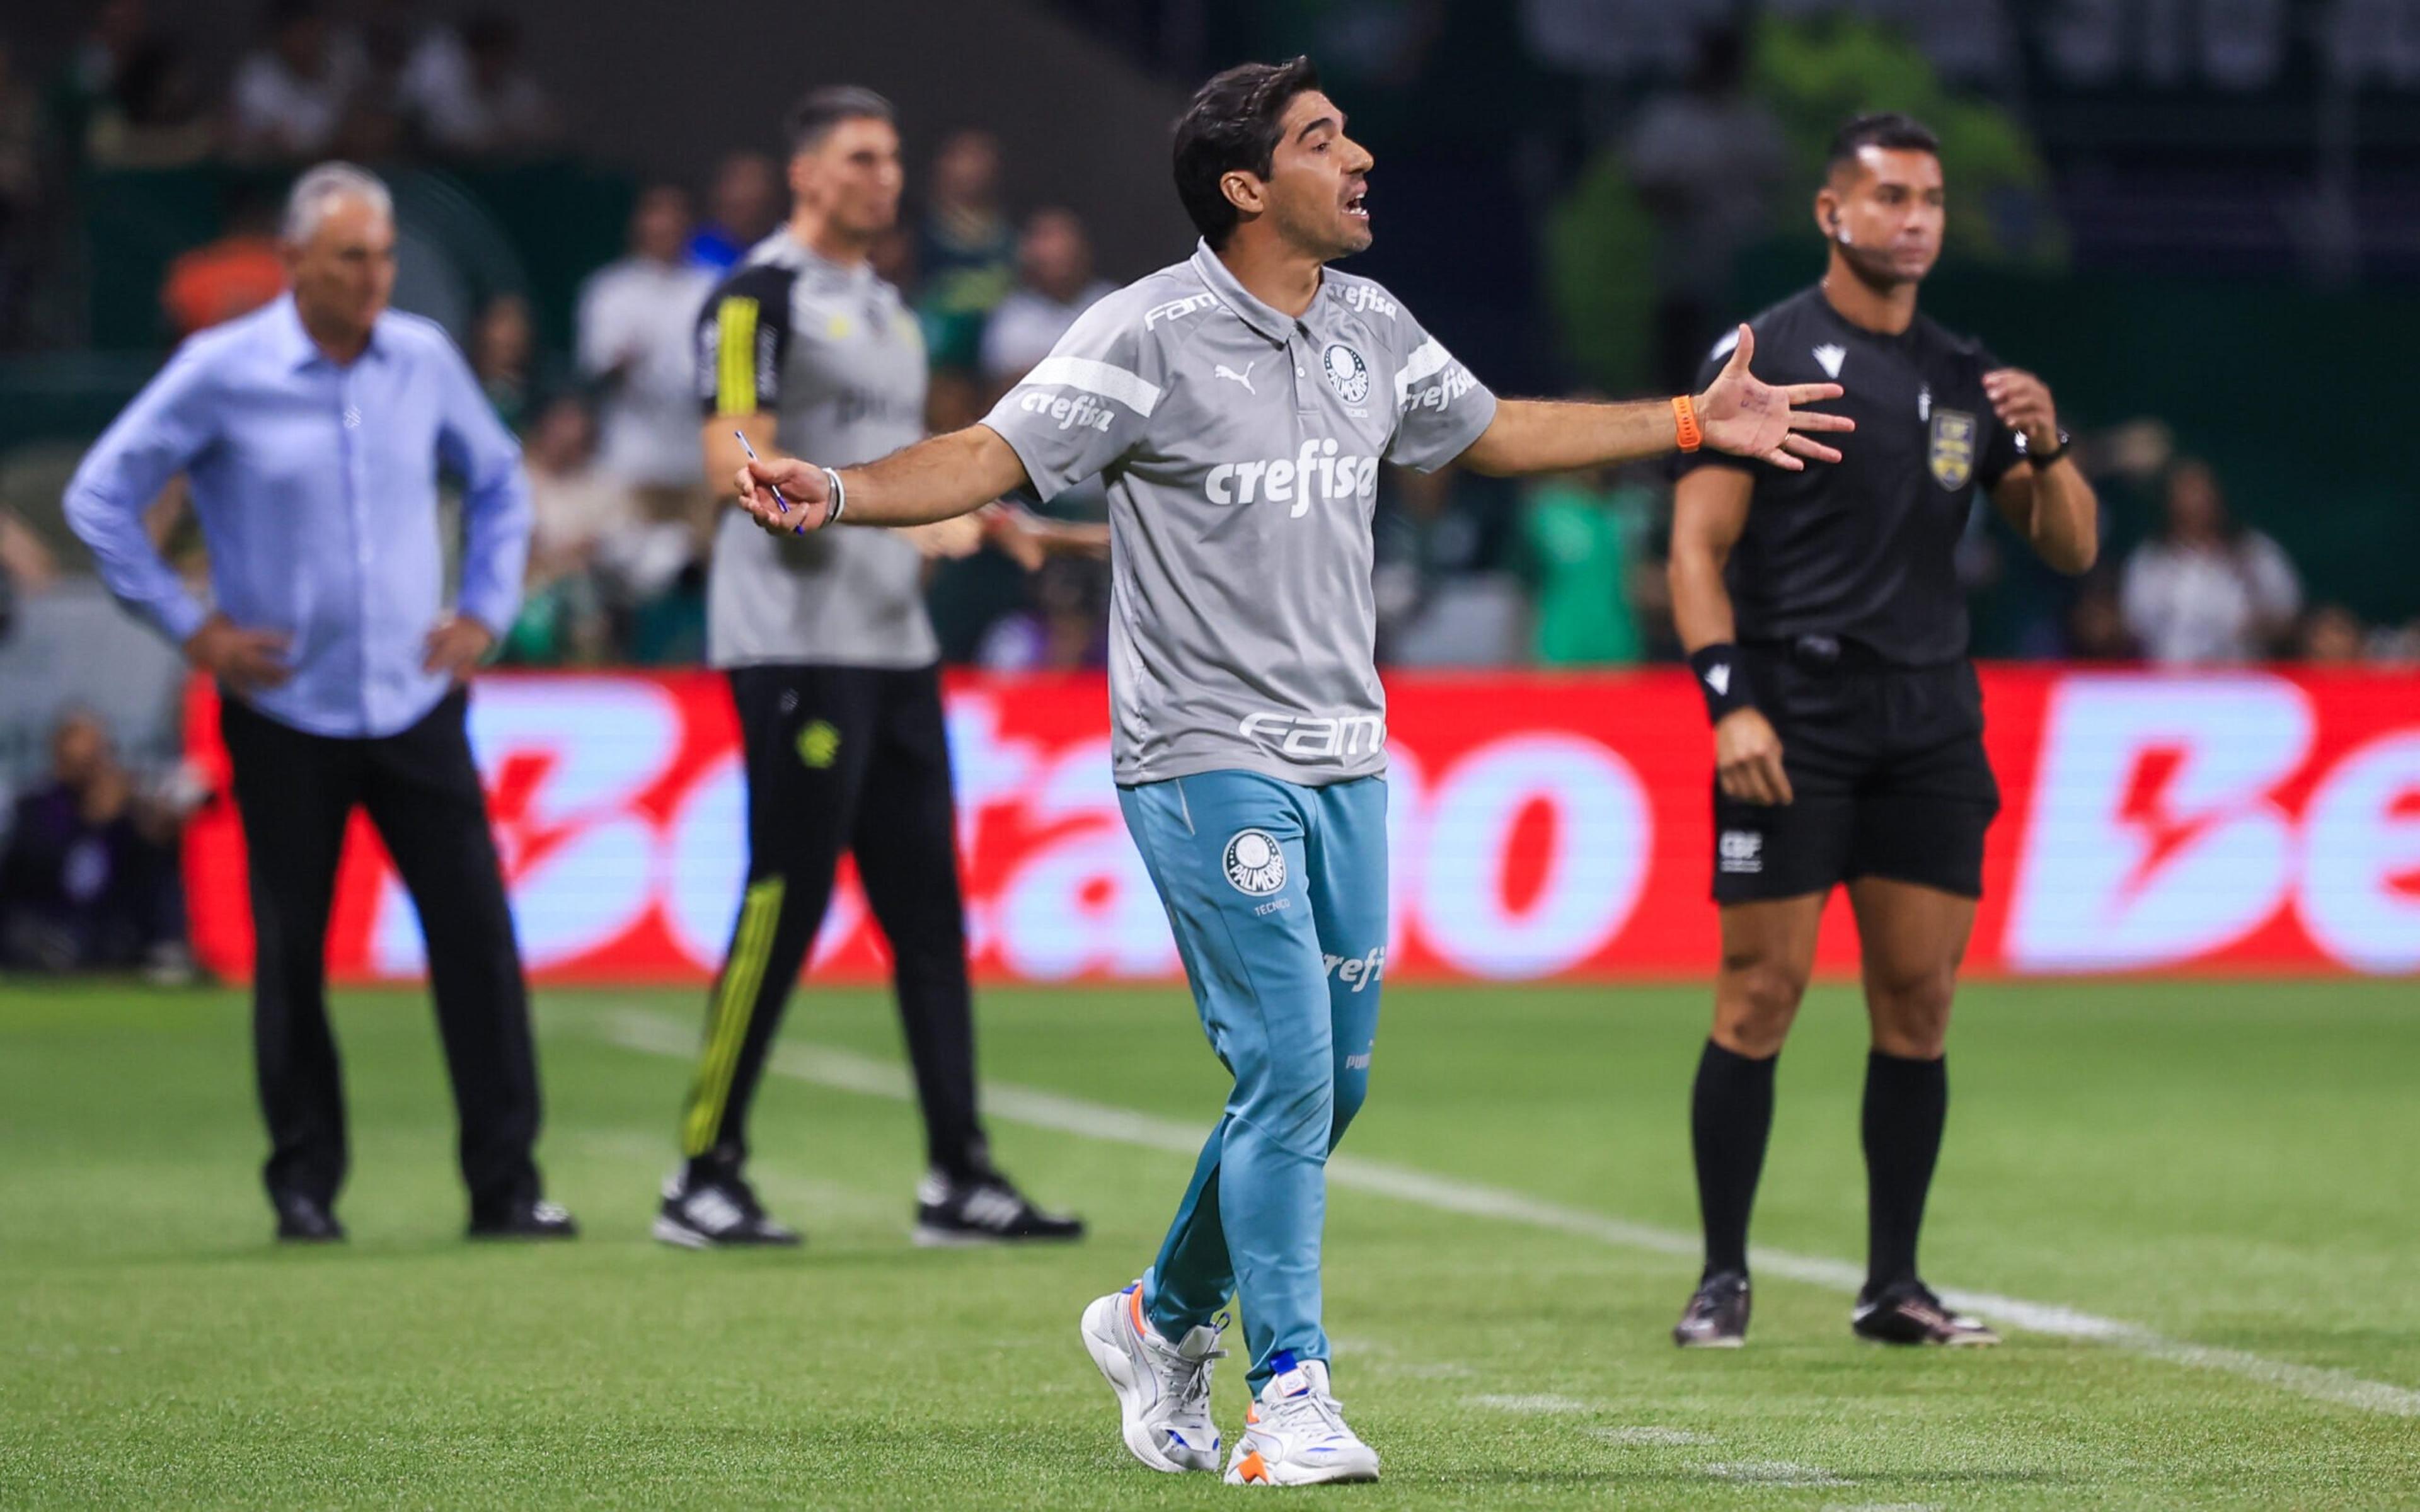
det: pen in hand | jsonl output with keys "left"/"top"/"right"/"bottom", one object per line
{"left": 733, "top": 429, "right": 805, "bottom": 536}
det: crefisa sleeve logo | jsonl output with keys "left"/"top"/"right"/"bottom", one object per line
{"left": 1322, "top": 343, "right": 1370, "bottom": 404}
{"left": 1223, "top": 828, "right": 1289, "bottom": 895}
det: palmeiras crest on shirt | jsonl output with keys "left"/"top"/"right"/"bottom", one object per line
{"left": 1929, "top": 407, "right": 1978, "bottom": 491}
{"left": 1322, "top": 343, "right": 1370, "bottom": 404}
{"left": 1223, "top": 828, "right": 1288, "bottom": 895}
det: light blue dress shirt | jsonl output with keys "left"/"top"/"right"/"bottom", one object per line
{"left": 64, "top": 295, "right": 532, "bottom": 739}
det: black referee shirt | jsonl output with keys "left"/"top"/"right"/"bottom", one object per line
{"left": 1676, "top": 284, "right": 2025, "bottom": 666}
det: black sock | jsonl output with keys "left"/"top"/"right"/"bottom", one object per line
{"left": 1690, "top": 1040, "right": 1778, "bottom": 1279}
{"left": 1862, "top": 1049, "right": 1948, "bottom": 1291}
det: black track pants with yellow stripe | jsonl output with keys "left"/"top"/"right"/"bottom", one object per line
{"left": 678, "top": 663, "right": 989, "bottom": 1179}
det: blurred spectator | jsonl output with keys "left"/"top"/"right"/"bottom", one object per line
{"left": 0, "top": 709, "right": 188, "bottom": 976}
{"left": 468, "top": 292, "right": 535, "bottom": 430}
{"left": 2065, "top": 572, "right": 2135, "bottom": 662}
{"left": 2119, "top": 459, "right": 2302, "bottom": 665}
{"left": 916, "top": 129, "right": 1017, "bottom": 372}
{"left": 161, "top": 186, "right": 285, "bottom": 339}
{"left": 1514, "top": 460, "right": 1655, "bottom": 666}
{"left": 72, "top": 15, "right": 214, "bottom": 169}
{"left": 2298, "top": 604, "right": 2368, "bottom": 665}
{"left": 359, "top": 0, "right": 433, "bottom": 101}
{"left": 229, "top": 0, "right": 365, "bottom": 161}
{"left": 504, "top": 398, "right": 639, "bottom": 666}
{"left": 1376, "top": 467, "right": 1525, "bottom": 665}
{"left": 89, "top": 49, "right": 212, "bottom": 168}
{"left": 687, "top": 151, "right": 781, "bottom": 273}
{"left": 870, "top": 222, "right": 916, "bottom": 293}
{"left": 45, "top": 0, "right": 155, "bottom": 160}
{"left": 401, "top": 11, "right": 556, "bottom": 156}
{"left": 0, "top": 42, "right": 36, "bottom": 228}
{"left": 0, "top": 42, "right": 37, "bottom": 335}
{"left": 1, "top": 507, "right": 60, "bottom": 642}
{"left": 974, "top": 557, "right": 1109, "bottom": 672}
{"left": 521, "top": 398, "right": 637, "bottom": 578}
{"left": 1519, "top": 0, "right": 1723, "bottom": 80}
{"left": 1623, "top": 25, "right": 1789, "bottom": 391}
{"left": 2368, "top": 617, "right": 2420, "bottom": 665}
{"left": 980, "top": 208, "right": 1114, "bottom": 392}
{"left": 577, "top": 184, "right": 714, "bottom": 505}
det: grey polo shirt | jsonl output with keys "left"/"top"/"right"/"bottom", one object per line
{"left": 696, "top": 232, "right": 936, "bottom": 670}
{"left": 981, "top": 240, "right": 1497, "bottom": 787}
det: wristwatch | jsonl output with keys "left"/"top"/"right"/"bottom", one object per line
{"left": 2029, "top": 428, "right": 2072, "bottom": 467}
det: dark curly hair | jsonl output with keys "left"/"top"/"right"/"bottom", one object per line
{"left": 1172, "top": 57, "right": 1322, "bottom": 249}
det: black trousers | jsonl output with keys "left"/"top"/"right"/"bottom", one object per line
{"left": 678, "top": 662, "right": 988, "bottom": 1179}
{"left": 220, "top": 688, "right": 541, "bottom": 1213}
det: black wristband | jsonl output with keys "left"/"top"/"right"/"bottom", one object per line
{"left": 1690, "top": 643, "right": 1754, "bottom": 724}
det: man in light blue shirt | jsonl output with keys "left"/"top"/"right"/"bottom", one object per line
{"left": 64, "top": 163, "right": 574, "bottom": 1244}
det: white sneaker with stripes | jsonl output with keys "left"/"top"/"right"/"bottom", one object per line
{"left": 1080, "top": 1284, "right": 1225, "bottom": 1473}
{"left": 1224, "top": 1357, "right": 1380, "bottom": 1486}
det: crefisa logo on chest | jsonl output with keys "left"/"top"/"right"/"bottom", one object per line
{"left": 1322, "top": 343, "right": 1369, "bottom": 404}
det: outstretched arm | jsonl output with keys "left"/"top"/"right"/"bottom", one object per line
{"left": 1460, "top": 325, "right": 1852, "bottom": 477}
{"left": 731, "top": 425, "right": 1032, "bottom": 536}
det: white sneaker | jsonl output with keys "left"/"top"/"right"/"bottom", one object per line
{"left": 1080, "top": 1284, "right": 1225, "bottom": 1473}
{"left": 1224, "top": 1357, "right": 1380, "bottom": 1486}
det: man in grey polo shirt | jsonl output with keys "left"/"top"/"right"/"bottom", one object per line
{"left": 664, "top": 86, "right": 1086, "bottom": 1252}
{"left": 728, "top": 58, "right": 1850, "bottom": 1484}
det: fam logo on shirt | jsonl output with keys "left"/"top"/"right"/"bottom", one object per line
{"left": 1322, "top": 343, "right": 1370, "bottom": 404}
{"left": 1146, "top": 292, "right": 1219, "bottom": 328}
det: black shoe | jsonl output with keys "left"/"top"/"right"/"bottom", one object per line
{"left": 654, "top": 1168, "right": 802, "bottom": 1249}
{"left": 466, "top": 1198, "right": 579, "bottom": 1240}
{"left": 1673, "top": 1269, "right": 1750, "bottom": 1348}
{"left": 913, "top": 1169, "right": 1085, "bottom": 1247}
{"left": 1852, "top": 1278, "right": 2000, "bottom": 1346}
{"left": 272, "top": 1191, "right": 345, "bottom": 1244}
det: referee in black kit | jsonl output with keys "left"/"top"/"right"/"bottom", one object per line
{"left": 657, "top": 88, "right": 1090, "bottom": 1249}
{"left": 1666, "top": 115, "right": 2099, "bottom": 1347}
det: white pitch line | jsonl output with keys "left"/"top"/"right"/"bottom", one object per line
{"left": 1472, "top": 1393, "right": 1598, "bottom": 1414}
{"left": 595, "top": 1007, "right": 2420, "bottom": 1420}
{"left": 1704, "top": 1460, "right": 1851, "bottom": 1487}
{"left": 1591, "top": 1426, "right": 1717, "bottom": 1446}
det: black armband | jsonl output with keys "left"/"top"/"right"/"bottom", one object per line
{"left": 1689, "top": 643, "right": 1754, "bottom": 724}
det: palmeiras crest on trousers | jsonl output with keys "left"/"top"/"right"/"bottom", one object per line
{"left": 1223, "top": 829, "right": 1288, "bottom": 895}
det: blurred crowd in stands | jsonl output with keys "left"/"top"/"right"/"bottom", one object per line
{"left": 0, "top": 707, "right": 195, "bottom": 978}
{"left": 4, "top": 1, "right": 2420, "bottom": 977}
{"left": 2, "top": 1, "right": 2415, "bottom": 682}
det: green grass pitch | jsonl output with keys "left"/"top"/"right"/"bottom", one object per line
{"left": 4, "top": 976, "right": 2416, "bottom": 1509}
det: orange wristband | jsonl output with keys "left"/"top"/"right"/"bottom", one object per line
{"left": 1672, "top": 394, "right": 1702, "bottom": 452}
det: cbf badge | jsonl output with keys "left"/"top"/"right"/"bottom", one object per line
{"left": 1930, "top": 408, "right": 1978, "bottom": 490}
{"left": 1322, "top": 343, "right": 1369, "bottom": 404}
{"left": 1223, "top": 829, "right": 1288, "bottom": 896}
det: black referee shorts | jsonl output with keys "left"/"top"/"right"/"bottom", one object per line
{"left": 1710, "top": 641, "right": 2000, "bottom": 905}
